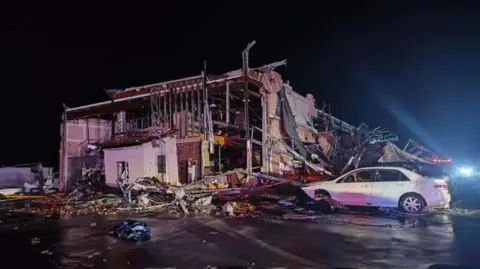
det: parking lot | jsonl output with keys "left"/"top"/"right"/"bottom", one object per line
{"left": 1, "top": 207, "right": 479, "bottom": 269}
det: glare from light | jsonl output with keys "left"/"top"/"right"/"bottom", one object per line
{"left": 459, "top": 166, "right": 473, "bottom": 177}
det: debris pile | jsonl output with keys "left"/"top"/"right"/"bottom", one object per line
{"left": 4, "top": 166, "right": 344, "bottom": 218}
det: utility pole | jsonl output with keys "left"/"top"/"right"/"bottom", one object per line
{"left": 243, "top": 41, "right": 256, "bottom": 174}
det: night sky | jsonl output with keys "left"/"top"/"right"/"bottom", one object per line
{"left": 1, "top": 1, "right": 479, "bottom": 167}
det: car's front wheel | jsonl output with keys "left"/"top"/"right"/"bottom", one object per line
{"left": 399, "top": 194, "right": 425, "bottom": 213}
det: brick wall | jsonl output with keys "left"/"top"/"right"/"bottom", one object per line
{"left": 176, "top": 138, "right": 201, "bottom": 184}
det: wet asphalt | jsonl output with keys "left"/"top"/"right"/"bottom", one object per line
{"left": 1, "top": 207, "right": 480, "bottom": 269}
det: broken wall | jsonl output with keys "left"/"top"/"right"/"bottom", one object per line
{"left": 103, "top": 137, "right": 179, "bottom": 187}
{"left": 260, "top": 71, "right": 318, "bottom": 174}
{"left": 59, "top": 118, "right": 112, "bottom": 190}
{"left": 61, "top": 118, "right": 112, "bottom": 156}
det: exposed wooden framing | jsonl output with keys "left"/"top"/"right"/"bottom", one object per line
{"left": 111, "top": 112, "right": 116, "bottom": 138}
{"left": 243, "top": 41, "right": 256, "bottom": 174}
{"left": 195, "top": 84, "right": 199, "bottom": 132}
{"left": 226, "top": 81, "right": 230, "bottom": 124}
{"left": 190, "top": 85, "right": 195, "bottom": 132}
{"left": 173, "top": 86, "right": 177, "bottom": 128}
{"left": 182, "top": 83, "right": 188, "bottom": 138}
{"left": 158, "top": 89, "right": 163, "bottom": 125}
{"left": 162, "top": 86, "right": 167, "bottom": 125}
{"left": 114, "top": 75, "right": 203, "bottom": 99}
{"left": 185, "top": 83, "right": 189, "bottom": 113}
{"left": 67, "top": 76, "right": 262, "bottom": 120}
{"left": 86, "top": 117, "right": 90, "bottom": 142}
{"left": 169, "top": 87, "right": 173, "bottom": 129}
{"left": 180, "top": 83, "right": 184, "bottom": 112}
{"left": 200, "top": 71, "right": 205, "bottom": 133}
{"left": 61, "top": 103, "right": 69, "bottom": 192}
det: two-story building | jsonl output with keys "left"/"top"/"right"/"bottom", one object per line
{"left": 59, "top": 66, "right": 355, "bottom": 191}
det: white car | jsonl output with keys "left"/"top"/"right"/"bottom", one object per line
{"left": 301, "top": 165, "right": 451, "bottom": 213}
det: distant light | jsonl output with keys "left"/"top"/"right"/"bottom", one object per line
{"left": 432, "top": 158, "right": 452, "bottom": 164}
{"left": 459, "top": 166, "right": 473, "bottom": 177}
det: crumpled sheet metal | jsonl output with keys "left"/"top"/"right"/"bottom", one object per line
{"left": 379, "top": 142, "right": 428, "bottom": 163}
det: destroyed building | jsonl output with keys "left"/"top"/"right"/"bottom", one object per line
{"left": 59, "top": 52, "right": 402, "bottom": 192}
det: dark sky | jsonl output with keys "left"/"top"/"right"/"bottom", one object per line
{"left": 1, "top": 1, "right": 479, "bottom": 167}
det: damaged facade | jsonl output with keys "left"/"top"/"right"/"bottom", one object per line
{"left": 59, "top": 49, "right": 421, "bottom": 192}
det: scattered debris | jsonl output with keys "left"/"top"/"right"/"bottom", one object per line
{"left": 41, "top": 250, "right": 53, "bottom": 255}
{"left": 87, "top": 252, "right": 101, "bottom": 259}
{"left": 30, "top": 237, "right": 40, "bottom": 245}
{"left": 4, "top": 166, "right": 345, "bottom": 220}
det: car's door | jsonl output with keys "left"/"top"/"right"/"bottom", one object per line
{"left": 333, "top": 169, "right": 374, "bottom": 206}
{"left": 371, "top": 169, "right": 412, "bottom": 207}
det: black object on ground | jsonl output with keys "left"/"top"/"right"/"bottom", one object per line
{"left": 109, "top": 219, "right": 152, "bottom": 242}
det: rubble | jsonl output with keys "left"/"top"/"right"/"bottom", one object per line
{"left": 2, "top": 163, "right": 346, "bottom": 219}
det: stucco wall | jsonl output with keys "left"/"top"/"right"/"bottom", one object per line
{"left": 159, "top": 136, "right": 179, "bottom": 185}
{"left": 104, "top": 144, "right": 145, "bottom": 187}
{"left": 103, "top": 137, "right": 179, "bottom": 187}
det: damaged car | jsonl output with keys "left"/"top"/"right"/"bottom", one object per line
{"left": 301, "top": 162, "right": 451, "bottom": 213}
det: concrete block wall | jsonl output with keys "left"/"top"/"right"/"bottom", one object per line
{"left": 60, "top": 118, "right": 112, "bottom": 157}
{"left": 59, "top": 118, "right": 111, "bottom": 190}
